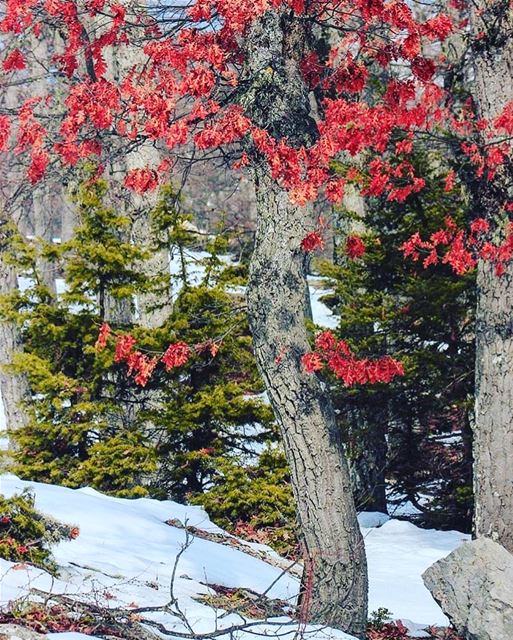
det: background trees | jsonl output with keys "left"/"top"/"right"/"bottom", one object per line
{"left": 322, "top": 150, "right": 475, "bottom": 530}
{"left": 2, "top": 177, "right": 275, "bottom": 501}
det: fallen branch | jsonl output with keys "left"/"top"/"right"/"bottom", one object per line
{"left": 166, "top": 520, "right": 302, "bottom": 579}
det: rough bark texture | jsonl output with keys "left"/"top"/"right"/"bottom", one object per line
{"left": 423, "top": 537, "right": 513, "bottom": 640}
{"left": 32, "top": 185, "right": 57, "bottom": 295}
{"left": 474, "top": 260, "right": 513, "bottom": 551}
{"left": 241, "top": 10, "right": 368, "bottom": 636}
{"left": 470, "top": 0, "right": 513, "bottom": 553}
{"left": 241, "top": 14, "right": 367, "bottom": 635}
{"left": 248, "top": 170, "right": 368, "bottom": 637}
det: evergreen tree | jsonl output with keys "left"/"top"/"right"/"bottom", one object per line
{"left": 0, "top": 489, "right": 78, "bottom": 575}
{"left": 2, "top": 175, "right": 277, "bottom": 506}
{"left": 1, "top": 177, "right": 157, "bottom": 494}
{"left": 320, "top": 152, "right": 475, "bottom": 530}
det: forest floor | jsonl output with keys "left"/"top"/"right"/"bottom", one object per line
{"left": 0, "top": 475, "right": 468, "bottom": 640}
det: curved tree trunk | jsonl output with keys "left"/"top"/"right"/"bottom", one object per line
{"left": 247, "top": 170, "right": 368, "bottom": 637}
{"left": 470, "top": 0, "right": 513, "bottom": 553}
{"left": 241, "top": 10, "right": 367, "bottom": 636}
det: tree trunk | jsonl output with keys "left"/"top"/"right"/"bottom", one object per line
{"left": 332, "top": 177, "right": 388, "bottom": 513}
{"left": 346, "top": 409, "right": 388, "bottom": 514}
{"left": 106, "top": 23, "right": 173, "bottom": 329}
{"left": 247, "top": 170, "right": 368, "bottom": 637}
{"left": 242, "top": 10, "right": 367, "bottom": 636}
{"left": 32, "top": 184, "right": 57, "bottom": 295}
{"left": 470, "top": 0, "right": 513, "bottom": 552}
{"left": 474, "top": 260, "right": 513, "bottom": 551}
{"left": 0, "top": 234, "right": 31, "bottom": 449}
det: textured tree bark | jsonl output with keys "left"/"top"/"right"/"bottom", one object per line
{"left": 247, "top": 171, "right": 368, "bottom": 637}
{"left": 474, "top": 260, "right": 513, "bottom": 552}
{"left": 0, "top": 232, "right": 31, "bottom": 449}
{"left": 470, "top": 0, "right": 513, "bottom": 552}
{"left": 32, "top": 184, "right": 57, "bottom": 295}
{"left": 242, "top": 12, "right": 367, "bottom": 636}
{"left": 29, "top": 33, "right": 57, "bottom": 295}
{"left": 108, "top": 39, "right": 173, "bottom": 329}
{"left": 0, "top": 72, "right": 32, "bottom": 451}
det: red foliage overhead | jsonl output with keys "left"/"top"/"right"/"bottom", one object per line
{"left": 0, "top": 0, "right": 472, "bottom": 203}
{"left": 95, "top": 322, "right": 111, "bottom": 351}
{"left": 124, "top": 168, "right": 159, "bottom": 194}
{"left": 401, "top": 216, "right": 513, "bottom": 276}
{"left": 2, "top": 0, "right": 513, "bottom": 385}
{"left": 0, "top": 0, "right": 509, "bottom": 222}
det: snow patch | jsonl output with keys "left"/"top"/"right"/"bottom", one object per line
{"left": 0, "top": 475, "right": 469, "bottom": 640}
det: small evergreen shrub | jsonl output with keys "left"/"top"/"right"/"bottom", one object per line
{"left": 192, "top": 448, "right": 298, "bottom": 555}
{"left": 0, "top": 489, "right": 78, "bottom": 574}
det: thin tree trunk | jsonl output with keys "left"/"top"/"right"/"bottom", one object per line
{"left": 470, "top": 0, "right": 513, "bottom": 552}
{"left": 29, "top": 32, "right": 57, "bottom": 295}
{"left": 32, "top": 184, "right": 57, "bottom": 295}
{"left": 347, "top": 409, "right": 388, "bottom": 514}
{"left": 0, "top": 76, "right": 32, "bottom": 451}
{"left": 106, "top": 16, "right": 173, "bottom": 329}
{"left": 247, "top": 170, "right": 368, "bottom": 637}
{"left": 0, "top": 229, "right": 31, "bottom": 448}
{"left": 333, "top": 178, "right": 388, "bottom": 513}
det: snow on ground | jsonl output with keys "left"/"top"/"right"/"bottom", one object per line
{"left": 0, "top": 475, "right": 353, "bottom": 640}
{"left": 361, "top": 517, "right": 466, "bottom": 627}
{"left": 1, "top": 255, "right": 467, "bottom": 638}
{"left": 0, "top": 475, "right": 468, "bottom": 640}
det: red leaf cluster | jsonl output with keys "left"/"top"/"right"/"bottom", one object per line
{"left": 367, "top": 620, "right": 409, "bottom": 639}
{"left": 0, "top": 0, "right": 479, "bottom": 203}
{"left": 95, "top": 323, "right": 111, "bottom": 351}
{"left": 2, "top": 48, "right": 26, "bottom": 71}
{"left": 301, "top": 231, "right": 324, "bottom": 253}
{"left": 346, "top": 235, "right": 366, "bottom": 259}
{"left": 401, "top": 216, "right": 513, "bottom": 276}
{"left": 124, "top": 168, "right": 159, "bottom": 194}
{"left": 161, "top": 342, "right": 191, "bottom": 371}
{"left": 302, "top": 330, "right": 404, "bottom": 386}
